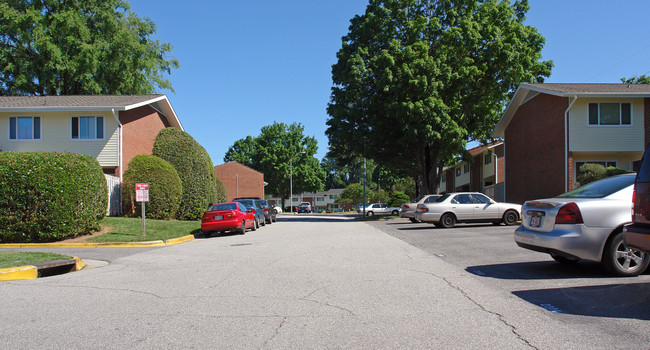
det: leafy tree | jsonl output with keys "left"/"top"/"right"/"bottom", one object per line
{"left": 371, "top": 189, "right": 390, "bottom": 203}
{"left": 327, "top": 0, "right": 552, "bottom": 196}
{"left": 321, "top": 155, "right": 378, "bottom": 190}
{"left": 224, "top": 122, "right": 325, "bottom": 208}
{"left": 621, "top": 75, "right": 650, "bottom": 84}
{"left": 0, "top": 0, "right": 178, "bottom": 95}
{"left": 336, "top": 183, "right": 373, "bottom": 205}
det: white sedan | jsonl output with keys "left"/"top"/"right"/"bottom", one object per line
{"left": 358, "top": 203, "right": 401, "bottom": 216}
{"left": 414, "top": 192, "right": 521, "bottom": 228}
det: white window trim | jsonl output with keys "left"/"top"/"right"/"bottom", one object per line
{"left": 70, "top": 115, "right": 105, "bottom": 141}
{"left": 8, "top": 115, "right": 42, "bottom": 141}
{"left": 587, "top": 102, "right": 633, "bottom": 127}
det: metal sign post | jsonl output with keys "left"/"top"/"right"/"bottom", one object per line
{"left": 135, "top": 183, "right": 149, "bottom": 236}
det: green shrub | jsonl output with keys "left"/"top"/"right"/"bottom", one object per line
{"left": 215, "top": 176, "right": 227, "bottom": 203}
{"left": 606, "top": 166, "right": 631, "bottom": 177}
{"left": 123, "top": 154, "right": 182, "bottom": 220}
{"left": 0, "top": 152, "right": 107, "bottom": 242}
{"left": 576, "top": 163, "right": 607, "bottom": 186}
{"left": 152, "top": 128, "right": 218, "bottom": 220}
{"left": 388, "top": 191, "right": 410, "bottom": 207}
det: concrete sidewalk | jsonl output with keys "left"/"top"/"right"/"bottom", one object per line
{"left": 0, "top": 217, "right": 608, "bottom": 348}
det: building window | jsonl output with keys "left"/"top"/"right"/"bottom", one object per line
{"left": 441, "top": 174, "right": 446, "bottom": 183}
{"left": 588, "top": 103, "right": 631, "bottom": 126}
{"left": 317, "top": 197, "right": 324, "bottom": 202}
{"left": 575, "top": 161, "right": 617, "bottom": 179}
{"left": 330, "top": 195, "right": 337, "bottom": 199}
{"left": 9, "top": 116, "right": 41, "bottom": 140}
{"left": 463, "top": 164, "right": 469, "bottom": 173}
{"left": 456, "top": 167, "right": 461, "bottom": 177}
{"left": 484, "top": 154, "right": 492, "bottom": 165}
{"left": 72, "top": 116, "right": 104, "bottom": 139}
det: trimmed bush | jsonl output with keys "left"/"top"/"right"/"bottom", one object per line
{"left": 0, "top": 152, "right": 107, "bottom": 243}
{"left": 576, "top": 163, "right": 607, "bottom": 186}
{"left": 388, "top": 191, "right": 410, "bottom": 207}
{"left": 215, "top": 176, "right": 227, "bottom": 204}
{"left": 152, "top": 128, "right": 218, "bottom": 220}
{"left": 123, "top": 154, "right": 182, "bottom": 220}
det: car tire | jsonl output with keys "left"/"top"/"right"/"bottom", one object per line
{"left": 550, "top": 253, "right": 579, "bottom": 264}
{"left": 602, "top": 230, "right": 649, "bottom": 277}
{"left": 439, "top": 213, "right": 456, "bottom": 228}
{"left": 239, "top": 221, "right": 247, "bottom": 234}
{"left": 502, "top": 210, "right": 519, "bottom": 226}
{"left": 260, "top": 218, "right": 266, "bottom": 226}
{"left": 409, "top": 218, "right": 420, "bottom": 223}
{"left": 391, "top": 210, "right": 399, "bottom": 215}
{"left": 367, "top": 211, "right": 374, "bottom": 216}
{"left": 252, "top": 219, "right": 257, "bottom": 231}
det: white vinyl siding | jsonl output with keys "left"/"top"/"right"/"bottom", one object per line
{"left": 455, "top": 162, "right": 470, "bottom": 186}
{"left": 0, "top": 111, "right": 119, "bottom": 167}
{"left": 568, "top": 98, "right": 644, "bottom": 152}
{"left": 482, "top": 152, "right": 495, "bottom": 179}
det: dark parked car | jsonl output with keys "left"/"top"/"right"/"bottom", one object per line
{"left": 255, "top": 199, "right": 276, "bottom": 224}
{"left": 233, "top": 198, "right": 265, "bottom": 229}
{"left": 297, "top": 202, "right": 312, "bottom": 213}
{"left": 201, "top": 202, "right": 255, "bottom": 235}
{"left": 625, "top": 143, "right": 650, "bottom": 254}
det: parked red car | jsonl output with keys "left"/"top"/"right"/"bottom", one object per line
{"left": 201, "top": 202, "right": 256, "bottom": 235}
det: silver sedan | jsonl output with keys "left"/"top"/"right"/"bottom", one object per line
{"left": 414, "top": 192, "right": 521, "bottom": 228}
{"left": 400, "top": 194, "right": 441, "bottom": 223}
{"left": 514, "top": 173, "right": 648, "bottom": 277}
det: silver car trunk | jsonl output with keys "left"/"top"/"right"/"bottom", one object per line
{"left": 521, "top": 200, "right": 566, "bottom": 233}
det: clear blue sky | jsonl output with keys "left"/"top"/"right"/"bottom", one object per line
{"left": 129, "top": 0, "right": 650, "bottom": 164}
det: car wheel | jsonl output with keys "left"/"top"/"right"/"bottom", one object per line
{"left": 502, "top": 210, "right": 519, "bottom": 226}
{"left": 602, "top": 230, "right": 649, "bottom": 277}
{"left": 409, "top": 218, "right": 420, "bottom": 223}
{"left": 366, "top": 211, "right": 374, "bottom": 216}
{"left": 391, "top": 210, "right": 399, "bottom": 215}
{"left": 260, "top": 218, "right": 266, "bottom": 226}
{"left": 439, "top": 213, "right": 456, "bottom": 228}
{"left": 239, "top": 221, "right": 246, "bottom": 234}
{"left": 252, "top": 219, "right": 257, "bottom": 231}
{"left": 550, "top": 253, "right": 579, "bottom": 264}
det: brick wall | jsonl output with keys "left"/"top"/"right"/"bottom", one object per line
{"left": 119, "top": 105, "right": 171, "bottom": 176}
{"left": 214, "top": 161, "right": 264, "bottom": 201}
{"left": 470, "top": 155, "right": 482, "bottom": 192}
{"left": 504, "top": 93, "right": 567, "bottom": 204}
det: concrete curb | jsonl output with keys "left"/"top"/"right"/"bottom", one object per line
{"left": 0, "top": 256, "right": 84, "bottom": 281}
{"left": 0, "top": 234, "right": 197, "bottom": 249}
{"left": 0, "top": 235, "right": 197, "bottom": 281}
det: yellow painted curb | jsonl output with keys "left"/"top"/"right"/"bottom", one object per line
{"left": 0, "top": 265, "right": 38, "bottom": 281}
{"left": 164, "top": 234, "right": 195, "bottom": 245}
{"left": 73, "top": 257, "right": 85, "bottom": 271}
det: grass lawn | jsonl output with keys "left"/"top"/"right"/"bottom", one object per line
{"left": 0, "top": 252, "right": 73, "bottom": 269}
{"left": 89, "top": 216, "right": 202, "bottom": 243}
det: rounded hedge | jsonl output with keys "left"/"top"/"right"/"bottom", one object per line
{"left": 152, "top": 128, "right": 218, "bottom": 220}
{"left": 123, "top": 154, "right": 182, "bottom": 220}
{"left": 0, "top": 152, "right": 107, "bottom": 243}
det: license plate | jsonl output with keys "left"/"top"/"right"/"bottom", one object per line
{"left": 214, "top": 215, "right": 223, "bottom": 221}
{"left": 530, "top": 215, "right": 542, "bottom": 228}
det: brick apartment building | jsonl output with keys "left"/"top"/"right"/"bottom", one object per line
{"left": 493, "top": 83, "right": 650, "bottom": 204}
{"left": 213, "top": 161, "right": 265, "bottom": 201}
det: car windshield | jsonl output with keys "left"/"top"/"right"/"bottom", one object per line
{"left": 558, "top": 174, "right": 635, "bottom": 198}
{"left": 234, "top": 199, "right": 254, "bottom": 207}
{"left": 211, "top": 203, "right": 237, "bottom": 211}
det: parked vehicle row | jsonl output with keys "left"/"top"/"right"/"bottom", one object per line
{"left": 201, "top": 197, "right": 277, "bottom": 235}
{"left": 400, "top": 194, "right": 441, "bottom": 223}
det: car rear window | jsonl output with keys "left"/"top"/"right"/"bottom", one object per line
{"left": 558, "top": 174, "right": 635, "bottom": 198}
{"left": 211, "top": 203, "right": 237, "bottom": 211}
{"left": 637, "top": 146, "right": 650, "bottom": 183}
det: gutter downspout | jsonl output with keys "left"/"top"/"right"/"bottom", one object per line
{"left": 564, "top": 96, "right": 578, "bottom": 192}
{"left": 112, "top": 109, "right": 123, "bottom": 209}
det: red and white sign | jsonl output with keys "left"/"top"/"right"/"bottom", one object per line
{"left": 136, "top": 183, "right": 149, "bottom": 202}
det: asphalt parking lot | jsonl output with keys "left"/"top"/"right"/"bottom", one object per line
{"left": 367, "top": 218, "right": 650, "bottom": 322}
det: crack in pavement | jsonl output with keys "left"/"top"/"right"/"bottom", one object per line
{"left": 29, "top": 283, "right": 164, "bottom": 299}
{"left": 404, "top": 267, "right": 539, "bottom": 350}
{"left": 262, "top": 316, "right": 287, "bottom": 348}
{"left": 299, "top": 286, "right": 357, "bottom": 317}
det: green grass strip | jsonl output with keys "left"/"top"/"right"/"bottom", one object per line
{"left": 0, "top": 252, "right": 73, "bottom": 269}
{"left": 89, "top": 216, "right": 202, "bottom": 243}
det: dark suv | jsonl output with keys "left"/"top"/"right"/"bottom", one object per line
{"left": 255, "top": 199, "right": 276, "bottom": 224}
{"left": 624, "top": 144, "right": 650, "bottom": 254}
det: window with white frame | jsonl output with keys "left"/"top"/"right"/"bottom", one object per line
{"left": 9, "top": 116, "right": 41, "bottom": 140}
{"left": 463, "top": 164, "right": 469, "bottom": 173}
{"left": 72, "top": 116, "right": 104, "bottom": 139}
{"left": 588, "top": 103, "right": 631, "bottom": 126}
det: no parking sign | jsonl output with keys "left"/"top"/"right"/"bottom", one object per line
{"left": 135, "top": 183, "right": 149, "bottom": 236}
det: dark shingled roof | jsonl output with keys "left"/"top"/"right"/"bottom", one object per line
{"left": 0, "top": 95, "right": 165, "bottom": 108}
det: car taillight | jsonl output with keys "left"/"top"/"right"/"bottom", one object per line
{"left": 632, "top": 189, "right": 636, "bottom": 222}
{"left": 403, "top": 205, "right": 410, "bottom": 209}
{"left": 226, "top": 211, "right": 236, "bottom": 218}
{"left": 555, "top": 202, "right": 583, "bottom": 224}
{"left": 419, "top": 207, "right": 429, "bottom": 213}
{"left": 264, "top": 208, "right": 269, "bottom": 213}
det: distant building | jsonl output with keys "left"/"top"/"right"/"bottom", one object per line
{"left": 268, "top": 188, "right": 351, "bottom": 212}
{"left": 213, "top": 161, "right": 265, "bottom": 201}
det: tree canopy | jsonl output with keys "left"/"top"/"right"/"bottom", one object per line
{"left": 224, "top": 122, "right": 325, "bottom": 205}
{"left": 326, "top": 0, "right": 552, "bottom": 196}
{"left": 0, "top": 0, "right": 178, "bottom": 95}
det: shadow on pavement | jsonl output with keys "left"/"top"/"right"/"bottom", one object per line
{"left": 512, "top": 282, "right": 650, "bottom": 320}
{"left": 466, "top": 261, "right": 618, "bottom": 280}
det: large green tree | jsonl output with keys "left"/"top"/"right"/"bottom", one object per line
{"left": 224, "top": 122, "right": 325, "bottom": 207}
{"left": 0, "top": 0, "right": 178, "bottom": 95}
{"left": 326, "top": 0, "right": 552, "bottom": 196}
